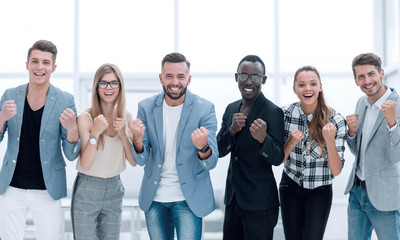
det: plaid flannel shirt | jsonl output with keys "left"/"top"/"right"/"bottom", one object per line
{"left": 282, "top": 102, "right": 347, "bottom": 189}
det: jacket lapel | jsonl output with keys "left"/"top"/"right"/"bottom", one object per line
{"left": 234, "top": 93, "right": 265, "bottom": 148}
{"left": 367, "top": 89, "right": 398, "bottom": 146}
{"left": 40, "top": 85, "right": 57, "bottom": 137}
{"left": 356, "top": 99, "right": 367, "bottom": 140}
{"left": 367, "top": 112, "right": 385, "bottom": 145}
{"left": 176, "top": 91, "right": 193, "bottom": 153}
{"left": 16, "top": 84, "right": 28, "bottom": 138}
{"left": 153, "top": 93, "right": 164, "bottom": 157}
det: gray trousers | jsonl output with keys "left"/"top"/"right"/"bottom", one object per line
{"left": 71, "top": 173, "right": 125, "bottom": 240}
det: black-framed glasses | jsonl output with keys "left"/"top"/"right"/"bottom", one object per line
{"left": 236, "top": 73, "right": 266, "bottom": 83}
{"left": 98, "top": 81, "right": 121, "bottom": 89}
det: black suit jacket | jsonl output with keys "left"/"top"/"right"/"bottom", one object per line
{"left": 217, "top": 93, "right": 284, "bottom": 211}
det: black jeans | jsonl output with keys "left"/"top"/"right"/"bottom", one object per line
{"left": 223, "top": 195, "right": 279, "bottom": 240}
{"left": 279, "top": 172, "right": 333, "bottom": 240}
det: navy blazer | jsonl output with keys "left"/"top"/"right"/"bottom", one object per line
{"left": 132, "top": 90, "right": 219, "bottom": 218}
{"left": 0, "top": 84, "right": 81, "bottom": 200}
{"left": 217, "top": 93, "right": 284, "bottom": 211}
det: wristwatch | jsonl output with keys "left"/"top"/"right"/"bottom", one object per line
{"left": 197, "top": 143, "right": 210, "bottom": 153}
{"left": 89, "top": 136, "right": 98, "bottom": 145}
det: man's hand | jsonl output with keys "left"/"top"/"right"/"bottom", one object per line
{"left": 60, "top": 108, "right": 78, "bottom": 132}
{"left": 346, "top": 114, "right": 358, "bottom": 137}
{"left": 230, "top": 113, "right": 246, "bottom": 136}
{"left": 0, "top": 100, "right": 17, "bottom": 122}
{"left": 250, "top": 118, "right": 267, "bottom": 144}
{"left": 191, "top": 127, "right": 209, "bottom": 150}
{"left": 381, "top": 100, "right": 397, "bottom": 128}
{"left": 60, "top": 108, "right": 79, "bottom": 143}
{"left": 128, "top": 118, "right": 145, "bottom": 142}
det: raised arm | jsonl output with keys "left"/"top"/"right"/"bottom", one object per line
{"left": 115, "top": 111, "right": 136, "bottom": 167}
{"left": 78, "top": 112, "right": 108, "bottom": 171}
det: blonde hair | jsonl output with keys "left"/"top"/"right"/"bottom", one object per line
{"left": 294, "top": 66, "right": 331, "bottom": 156}
{"left": 90, "top": 63, "right": 126, "bottom": 149}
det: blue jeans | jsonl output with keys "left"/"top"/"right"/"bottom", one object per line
{"left": 145, "top": 201, "right": 202, "bottom": 240}
{"left": 348, "top": 185, "right": 400, "bottom": 240}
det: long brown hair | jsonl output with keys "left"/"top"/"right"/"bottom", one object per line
{"left": 294, "top": 66, "right": 331, "bottom": 156}
{"left": 90, "top": 63, "right": 126, "bottom": 149}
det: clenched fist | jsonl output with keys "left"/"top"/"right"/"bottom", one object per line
{"left": 191, "top": 127, "right": 209, "bottom": 150}
{"left": 250, "top": 118, "right": 267, "bottom": 144}
{"left": 128, "top": 118, "right": 145, "bottom": 142}
{"left": 91, "top": 114, "right": 109, "bottom": 139}
{"left": 346, "top": 114, "right": 358, "bottom": 137}
{"left": 381, "top": 100, "right": 397, "bottom": 128}
{"left": 230, "top": 113, "right": 247, "bottom": 136}
{"left": 322, "top": 122, "right": 337, "bottom": 144}
{"left": 0, "top": 100, "right": 17, "bottom": 122}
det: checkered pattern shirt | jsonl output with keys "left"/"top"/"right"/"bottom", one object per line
{"left": 282, "top": 102, "right": 347, "bottom": 189}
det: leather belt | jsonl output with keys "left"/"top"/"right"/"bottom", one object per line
{"left": 355, "top": 176, "right": 366, "bottom": 189}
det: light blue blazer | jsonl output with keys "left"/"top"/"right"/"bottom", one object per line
{"left": 344, "top": 88, "right": 400, "bottom": 211}
{"left": 133, "top": 90, "right": 218, "bottom": 218}
{"left": 0, "top": 84, "right": 81, "bottom": 200}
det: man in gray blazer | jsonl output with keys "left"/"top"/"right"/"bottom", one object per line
{"left": 345, "top": 53, "right": 400, "bottom": 240}
{"left": 0, "top": 40, "right": 80, "bottom": 240}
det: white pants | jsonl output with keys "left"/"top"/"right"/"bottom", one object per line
{"left": 0, "top": 186, "right": 61, "bottom": 240}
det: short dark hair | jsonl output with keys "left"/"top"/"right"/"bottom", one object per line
{"left": 237, "top": 55, "right": 266, "bottom": 75}
{"left": 352, "top": 53, "right": 382, "bottom": 78}
{"left": 161, "top": 52, "right": 190, "bottom": 71}
{"left": 27, "top": 40, "right": 58, "bottom": 64}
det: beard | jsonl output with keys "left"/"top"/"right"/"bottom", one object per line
{"left": 163, "top": 85, "right": 187, "bottom": 100}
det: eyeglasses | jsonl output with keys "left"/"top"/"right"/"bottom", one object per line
{"left": 98, "top": 81, "right": 120, "bottom": 89}
{"left": 236, "top": 73, "right": 266, "bottom": 83}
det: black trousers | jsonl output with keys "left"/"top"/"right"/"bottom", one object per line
{"left": 279, "top": 172, "right": 332, "bottom": 240}
{"left": 222, "top": 195, "right": 279, "bottom": 240}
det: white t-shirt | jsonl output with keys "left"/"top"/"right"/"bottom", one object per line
{"left": 153, "top": 100, "right": 185, "bottom": 202}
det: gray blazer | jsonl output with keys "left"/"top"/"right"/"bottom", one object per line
{"left": 344, "top": 88, "right": 400, "bottom": 211}
{"left": 0, "top": 84, "right": 81, "bottom": 200}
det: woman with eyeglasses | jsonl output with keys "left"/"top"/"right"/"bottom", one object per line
{"left": 279, "top": 66, "right": 347, "bottom": 240}
{"left": 71, "top": 63, "right": 136, "bottom": 239}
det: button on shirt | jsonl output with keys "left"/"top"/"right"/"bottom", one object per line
{"left": 356, "top": 87, "right": 395, "bottom": 180}
{"left": 282, "top": 102, "right": 347, "bottom": 189}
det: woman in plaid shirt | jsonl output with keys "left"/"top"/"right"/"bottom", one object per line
{"left": 279, "top": 66, "right": 347, "bottom": 240}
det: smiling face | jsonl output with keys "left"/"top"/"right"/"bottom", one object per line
{"left": 236, "top": 61, "right": 266, "bottom": 102}
{"left": 293, "top": 70, "right": 322, "bottom": 113}
{"left": 160, "top": 61, "right": 191, "bottom": 106}
{"left": 26, "top": 49, "right": 56, "bottom": 87}
{"left": 354, "top": 64, "right": 386, "bottom": 104}
{"left": 97, "top": 72, "right": 120, "bottom": 104}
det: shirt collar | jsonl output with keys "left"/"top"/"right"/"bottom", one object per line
{"left": 295, "top": 102, "right": 314, "bottom": 121}
{"left": 364, "top": 86, "right": 391, "bottom": 109}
